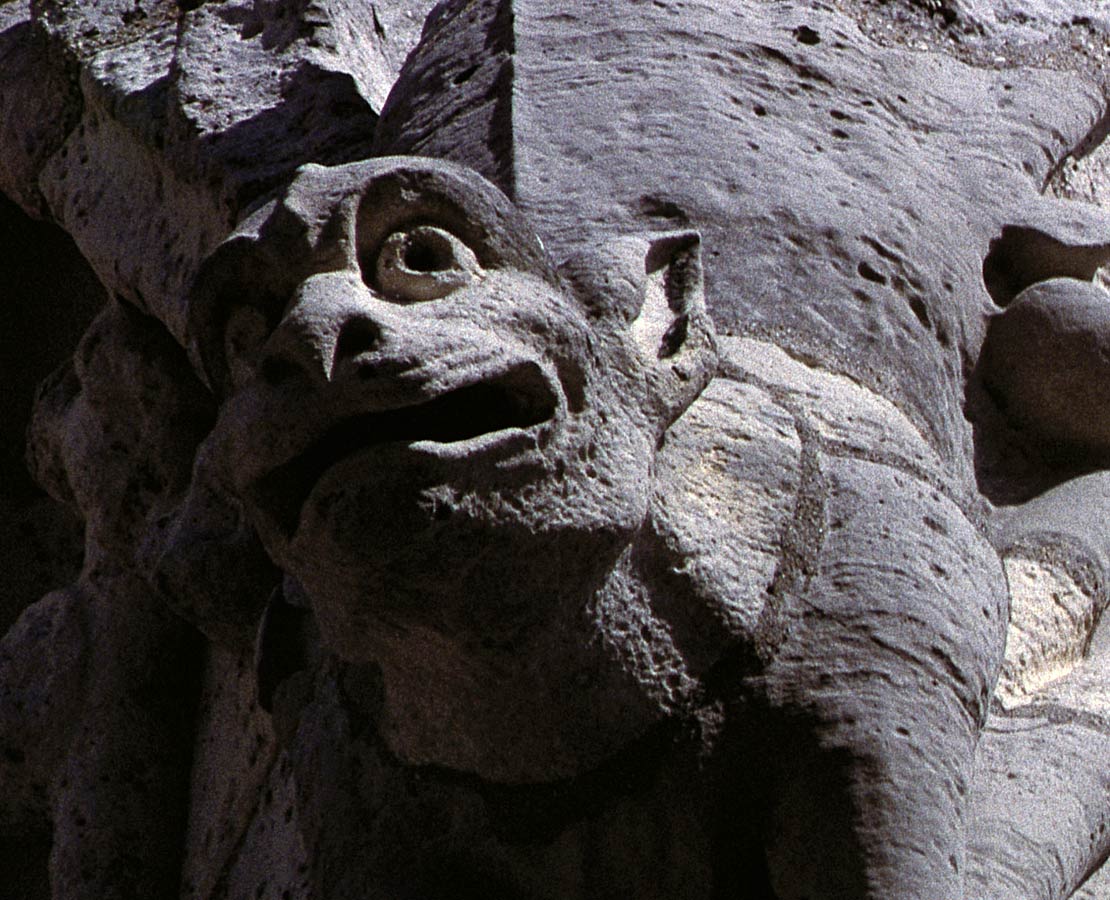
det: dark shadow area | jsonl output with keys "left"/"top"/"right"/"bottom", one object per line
{"left": 981, "top": 224, "right": 1110, "bottom": 307}
{"left": 0, "top": 829, "right": 52, "bottom": 900}
{"left": 964, "top": 371, "right": 1102, "bottom": 506}
{"left": 704, "top": 658, "right": 870, "bottom": 900}
{"left": 0, "top": 192, "right": 104, "bottom": 635}
{"left": 969, "top": 226, "right": 1110, "bottom": 504}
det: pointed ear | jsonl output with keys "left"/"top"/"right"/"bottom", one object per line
{"left": 559, "top": 230, "right": 718, "bottom": 429}
{"left": 633, "top": 231, "right": 718, "bottom": 430}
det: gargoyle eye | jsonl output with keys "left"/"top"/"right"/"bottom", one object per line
{"left": 371, "top": 225, "right": 484, "bottom": 301}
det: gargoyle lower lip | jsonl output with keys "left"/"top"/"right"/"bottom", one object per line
{"left": 251, "top": 361, "right": 558, "bottom": 538}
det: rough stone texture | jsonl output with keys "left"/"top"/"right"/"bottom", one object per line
{"left": 1075, "top": 857, "right": 1110, "bottom": 900}
{"left": 980, "top": 278, "right": 1110, "bottom": 455}
{"left": 178, "top": 644, "right": 297, "bottom": 900}
{"left": 2, "top": 0, "right": 1110, "bottom": 898}
{"left": 997, "top": 556, "right": 1101, "bottom": 704}
{"left": 1, "top": 0, "right": 437, "bottom": 344}
{"left": 377, "top": 0, "right": 1110, "bottom": 486}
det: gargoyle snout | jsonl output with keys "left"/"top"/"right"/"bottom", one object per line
{"left": 260, "top": 272, "right": 397, "bottom": 386}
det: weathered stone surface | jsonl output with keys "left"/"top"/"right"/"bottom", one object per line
{"left": 26, "top": 300, "right": 214, "bottom": 558}
{"left": 3, "top": 0, "right": 1110, "bottom": 898}
{"left": 1074, "top": 856, "right": 1110, "bottom": 900}
{"left": 969, "top": 705, "right": 1110, "bottom": 900}
{"left": 379, "top": 0, "right": 1110, "bottom": 489}
{"left": 648, "top": 373, "right": 802, "bottom": 656}
{"left": 178, "top": 644, "right": 294, "bottom": 900}
{"left": 981, "top": 278, "right": 1110, "bottom": 455}
{"left": 5, "top": 292, "right": 210, "bottom": 897}
{"left": 720, "top": 335, "right": 952, "bottom": 494}
{"left": 1, "top": 566, "right": 199, "bottom": 899}
{"left": 187, "top": 155, "right": 719, "bottom": 783}
{"left": 0, "top": 0, "right": 436, "bottom": 345}
{"left": 969, "top": 467, "right": 1110, "bottom": 898}
{"left": 991, "top": 472, "right": 1110, "bottom": 706}
{"left": 754, "top": 456, "right": 1008, "bottom": 898}
{"left": 0, "top": 2, "right": 79, "bottom": 218}
{"left": 996, "top": 555, "right": 1102, "bottom": 704}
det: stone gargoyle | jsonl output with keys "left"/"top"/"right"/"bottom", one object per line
{"left": 34, "top": 155, "right": 1084, "bottom": 899}
{"left": 3, "top": 3, "right": 1110, "bottom": 895}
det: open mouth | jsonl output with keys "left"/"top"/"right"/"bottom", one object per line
{"left": 251, "top": 363, "right": 557, "bottom": 537}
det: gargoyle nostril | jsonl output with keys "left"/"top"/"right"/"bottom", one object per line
{"left": 336, "top": 318, "right": 381, "bottom": 358}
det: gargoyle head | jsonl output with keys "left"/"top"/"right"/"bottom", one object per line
{"left": 187, "top": 157, "right": 717, "bottom": 660}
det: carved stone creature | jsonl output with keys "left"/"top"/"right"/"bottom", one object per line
{"left": 185, "top": 156, "right": 719, "bottom": 783}
{"left": 166, "top": 156, "right": 1014, "bottom": 898}
{"left": 4, "top": 1, "right": 1110, "bottom": 897}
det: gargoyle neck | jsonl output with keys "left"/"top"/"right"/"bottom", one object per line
{"left": 366, "top": 550, "right": 696, "bottom": 784}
